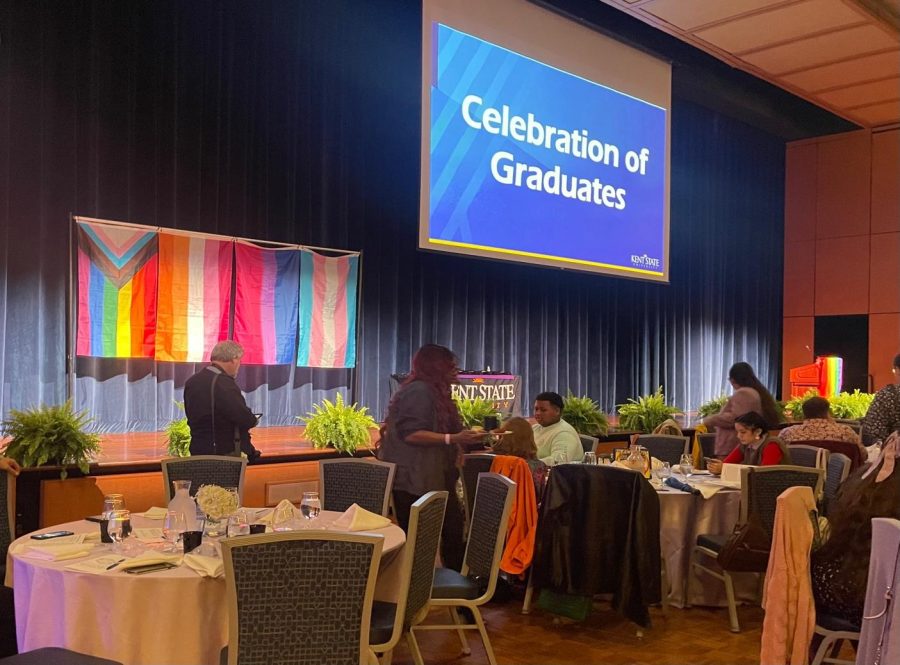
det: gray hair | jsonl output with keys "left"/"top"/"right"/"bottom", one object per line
{"left": 210, "top": 340, "right": 244, "bottom": 362}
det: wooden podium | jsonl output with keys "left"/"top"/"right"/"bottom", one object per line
{"left": 788, "top": 356, "right": 843, "bottom": 398}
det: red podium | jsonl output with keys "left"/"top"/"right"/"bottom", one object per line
{"left": 788, "top": 356, "right": 843, "bottom": 398}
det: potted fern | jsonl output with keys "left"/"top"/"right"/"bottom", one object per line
{"left": 299, "top": 393, "right": 379, "bottom": 454}
{"left": 453, "top": 397, "right": 497, "bottom": 430}
{"left": 697, "top": 395, "right": 728, "bottom": 420}
{"left": 0, "top": 400, "right": 101, "bottom": 479}
{"left": 165, "top": 402, "right": 191, "bottom": 457}
{"left": 562, "top": 392, "right": 609, "bottom": 437}
{"left": 617, "top": 387, "right": 679, "bottom": 434}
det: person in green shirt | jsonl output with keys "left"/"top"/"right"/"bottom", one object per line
{"left": 532, "top": 391, "right": 581, "bottom": 465}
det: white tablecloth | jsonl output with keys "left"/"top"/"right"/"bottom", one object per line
{"left": 7, "top": 510, "right": 405, "bottom": 665}
{"left": 658, "top": 477, "right": 759, "bottom": 608}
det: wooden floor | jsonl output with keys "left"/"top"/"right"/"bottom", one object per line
{"left": 401, "top": 594, "right": 766, "bottom": 665}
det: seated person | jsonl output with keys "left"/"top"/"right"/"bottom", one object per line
{"left": 707, "top": 411, "right": 791, "bottom": 473}
{"left": 531, "top": 391, "right": 581, "bottom": 465}
{"left": 492, "top": 416, "right": 549, "bottom": 498}
{"left": 780, "top": 396, "right": 863, "bottom": 453}
{"left": 811, "top": 431, "right": 900, "bottom": 626}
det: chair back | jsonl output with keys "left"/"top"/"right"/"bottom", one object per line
{"left": 461, "top": 454, "right": 496, "bottom": 529}
{"left": 636, "top": 434, "right": 689, "bottom": 466}
{"left": 221, "top": 531, "right": 383, "bottom": 665}
{"left": 319, "top": 458, "right": 396, "bottom": 516}
{"left": 697, "top": 433, "right": 717, "bottom": 462}
{"left": 578, "top": 434, "right": 599, "bottom": 454}
{"left": 161, "top": 455, "right": 247, "bottom": 502}
{"left": 823, "top": 453, "right": 851, "bottom": 517}
{"left": 740, "top": 465, "right": 824, "bottom": 538}
{"left": 856, "top": 518, "right": 900, "bottom": 665}
{"left": 399, "top": 492, "right": 448, "bottom": 634}
{"left": 0, "top": 472, "right": 11, "bottom": 562}
{"left": 795, "top": 439, "right": 864, "bottom": 471}
{"left": 462, "top": 473, "right": 515, "bottom": 600}
{"left": 788, "top": 444, "right": 828, "bottom": 470}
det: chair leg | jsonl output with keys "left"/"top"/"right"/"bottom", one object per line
{"left": 723, "top": 571, "right": 740, "bottom": 633}
{"left": 685, "top": 549, "right": 695, "bottom": 608}
{"left": 810, "top": 635, "right": 833, "bottom": 665}
{"left": 472, "top": 607, "right": 498, "bottom": 665}
{"left": 449, "top": 607, "right": 471, "bottom": 655}
{"left": 378, "top": 648, "right": 393, "bottom": 665}
{"left": 522, "top": 569, "right": 535, "bottom": 614}
{"left": 406, "top": 631, "right": 425, "bottom": 665}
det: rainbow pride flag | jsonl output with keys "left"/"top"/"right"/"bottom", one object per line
{"left": 155, "top": 233, "right": 233, "bottom": 362}
{"left": 76, "top": 222, "right": 159, "bottom": 358}
{"left": 297, "top": 249, "right": 359, "bottom": 368}
{"left": 233, "top": 242, "right": 300, "bottom": 364}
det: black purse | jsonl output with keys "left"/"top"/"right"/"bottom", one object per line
{"left": 717, "top": 512, "right": 771, "bottom": 572}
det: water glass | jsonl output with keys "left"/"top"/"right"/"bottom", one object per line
{"left": 107, "top": 509, "right": 130, "bottom": 552}
{"left": 301, "top": 491, "right": 321, "bottom": 521}
{"left": 582, "top": 452, "right": 597, "bottom": 465}
{"left": 227, "top": 510, "right": 251, "bottom": 537}
{"left": 659, "top": 462, "right": 672, "bottom": 480}
{"left": 162, "top": 511, "right": 186, "bottom": 552}
{"left": 103, "top": 494, "right": 126, "bottom": 515}
{"left": 680, "top": 453, "right": 694, "bottom": 478}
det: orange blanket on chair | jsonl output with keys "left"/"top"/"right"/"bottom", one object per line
{"left": 490, "top": 455, "right": 539, "bottom": 575}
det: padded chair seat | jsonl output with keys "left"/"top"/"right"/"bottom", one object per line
{"left": 0, "top": 648, "right": 122, "bottom": 664}
{"left": 696, "top": 533, "right": 729, "bottom": 553}
{"left": 430, "top": 567, "right": 481, "bottom": 600}
{"left": 816, "top": 612, "right": 861, "bottom": 633}
{"left": 368, "top": 600, "right": 397, "bottom": 646}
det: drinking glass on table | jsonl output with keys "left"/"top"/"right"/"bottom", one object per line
{"left": 227, "top": 510, "right": 251, "bottom": 537}
{"left": 301, "top": 492, "right": 321, "bottom": 521}
{"left": 107, "top": 510, "right": 130, "bottom": 552}
{"left": 679, "top": 453, "right": 694, "bottom": 478}
{"left": 582, "top": 452, "right": 597, "bottom": 465}
{"left": 103, "top": 493, "right": 126, "bottom": 514}
{"left": 659, "top": 462, "right": 672, "bottom": 481}
{"left": 162, "top": 511, "right": 186, "bottom": 552}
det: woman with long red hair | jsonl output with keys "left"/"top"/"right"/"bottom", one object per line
{"left": 378, "top": 344, "right": 483, "bottom": 570}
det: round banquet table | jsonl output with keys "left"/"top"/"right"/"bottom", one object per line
{"left": 6, "top": 510, "right": 406, "bottom": 665}
{"left": 657, "top": 477, "right": 760, "bottom": 608}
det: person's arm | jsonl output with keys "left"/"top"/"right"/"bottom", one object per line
{"left": 704, "top": 394, "right": 739, "bottom": 429}
{"left": 862, "top": 387, "right": 895, "bottom": 443}
{"left": 405, "top": 430, "right": 485, "bottom": 447}
{"left": 538, "top": 430, "right": 579, "bottom": 465}
{"left": 760, "top": 441, "right": 784, "bottom": 466}
{"left": 218, "top": 378, "right": 259, "bottom": 430}
{"left": 0, "top": 457, "right": 21, "bottom": 476}
{"left": 722, "top": 446, "right": 743, "bottom": 465}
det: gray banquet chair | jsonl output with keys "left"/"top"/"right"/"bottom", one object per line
{"left": 461, "top": 453, "right": 496, "bottom": 534}
{"left": 822, "top": 452, "right": 851, "bottom": 517}
{"left": 788, "top": 444, "right": 829, "bottom": 471}
{"left": 221, "top": 531, "right": 384, "bottom": 665}
{"left": 579, "top": 434, "right": 599, "bottom": 454}
{"left": 319, "top": 458, "right": 396, "bottom": 516}
{"left": 636, "top": 434, "right": 689, "bottom": 466}
{"left": 413, "top": 473, "right": 515, "bottom": 665}
{"left": 369, "top": 491, "right": 448, "bottom": 665}
{"left": 161, "top": 455, "right": 247, "bottom": 502}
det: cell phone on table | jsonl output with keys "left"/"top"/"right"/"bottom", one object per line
{"left": 30, "top": 530, "right": 75, "bottom": 540}
{"left": 123, "top": 562, "right": 178, "bottom": 575}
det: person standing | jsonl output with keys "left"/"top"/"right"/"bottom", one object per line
{"left": 183, "top": 340, "right": 262, "bottom": 461}
{"left": 863, "top": 353, "right": 900, "bottom": 444}
{"left": 704, "top": 362, "right": 780, "bottom": 458}
{"left": 532, "top": 391, "right": 581, "bottom": 465}
{"left": 377, "top": 344, "right": 483, "bottom": 571}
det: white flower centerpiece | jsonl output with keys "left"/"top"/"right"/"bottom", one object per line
{"left": 195, "top": 484, "right": 239, "bottom": 538}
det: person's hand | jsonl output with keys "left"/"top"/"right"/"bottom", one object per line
{"left": 0, "top": 457, "right": 21, "bottom": 476}
{"left": 451, "top": 430, "right": 488, "bottom": 445}
{"left": 706, "top": 459, "right": 723, "bottom": 475}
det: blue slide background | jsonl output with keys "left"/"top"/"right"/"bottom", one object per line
{"left": 428, "top": 23, "right": 667, "bottom": 275}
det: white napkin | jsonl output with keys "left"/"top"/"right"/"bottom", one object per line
{"left": 139, "top": 507, "right": 170, "bottom": 520}
{"left": 332, "top": 504, "right": 391, "bottom": 532}
{"left": 22, "top": 543, "right": 96, "bottom": 561}
{"left": 116, "top": 551, "right": 182, "bottom": 571}
{"left": 132, "top": 528, "right": 164, "bottom": 542}
{"left": 65, "top": 554, "right": 132, "bottom": 574}
{"left": 258, "top": 500, "right": 297, "bottom": 525}
{"left": 694, "top": 483, "right": 724, "bottom": 499}
{"left": 183, "top": 553, "right": 224, "bottom": 578}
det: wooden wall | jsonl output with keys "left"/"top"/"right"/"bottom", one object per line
{"left": 782, "top": 128, "right": 900, "bottom": 397}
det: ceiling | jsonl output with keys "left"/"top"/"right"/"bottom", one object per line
{"left": 601, "top": 0, "right": 900, "bottom": 129}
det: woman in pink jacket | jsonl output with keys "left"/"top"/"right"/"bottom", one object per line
{"left": 703, "top": 362, "right": 781, "bottom": 458}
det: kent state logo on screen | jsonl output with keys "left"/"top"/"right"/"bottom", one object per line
{"left": 630, "top": 254, "right": 661, "bottom": 269}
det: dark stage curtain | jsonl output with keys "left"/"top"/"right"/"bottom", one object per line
{"left": 0, "top": 1, "right": 784, "bottom": 433}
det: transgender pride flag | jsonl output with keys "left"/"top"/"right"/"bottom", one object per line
{"left": 233, "top": 242, "right": 300, "bottom": 364}
{"left": 297, "top": 249, "right": 359, "bottom": 368}
{"left": 76, "top": 222, "right": 158, "bottom": 358}
{"left": 155, "top": 233, "right": 233, "bottom": 362}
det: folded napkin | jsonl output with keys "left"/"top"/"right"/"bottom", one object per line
{"left": 258, "top": 499, "right": 297, "bottom": 525}
{"left": 116, "top": 551, "right": 182, "bottom": 571}
{"left": 22, "top": 543, "right": 96, "bottom": 561}
{"left": 139, "top": 507, "right": 170, "bottom": 520}
{"left": 694, "top": 483, "right": 724, "bottom": 499}
{"left": 65, "top": 554, "right": 132, "bottom": 574}
{"left": 333, "top": 504, "right": 391, "bottom": 532}
{"left": 664, "top": 477, "right": 700, "bottom": 495}
{"left": 183, "top": 552, "right": 224, "bottom": 578}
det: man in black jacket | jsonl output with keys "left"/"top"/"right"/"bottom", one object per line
{"left": 184, "top": 340, "right": 262, "bottom": 461}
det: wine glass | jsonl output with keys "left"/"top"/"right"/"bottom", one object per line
{"left": 680, "top": 453, "right": 694, "bottom": 478}
{"left": 659, "top": 462, "right": 672, "bottom": 481}
{"left": 227, "top": 510, "right": 251, "bottom": 537}
{"left": 107, "top": 509, "right": 130, "bottom": 552}
{"left": 301, "top": 492, "right": 321, "bottom": 521}
{"left": 162, "top": 511, "right": 186, "bottom": 552}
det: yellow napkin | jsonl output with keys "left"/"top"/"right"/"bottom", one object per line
{"left": 22, "top": 543, "right": 96, "bottom": 561}
{"left": 258, "top": 500, "right": 297, "bottom": 525}
{"left": 333, "top": 504, "right": 391, "bottom": 532}
{"left": 183, "top": 552, "right": 224, "bottom": 578}
{"left": 140, "top": 507, "right": 170, "bottom": 520}
{"left": 116, "top": 551, "right": 182, "bottom": 570}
